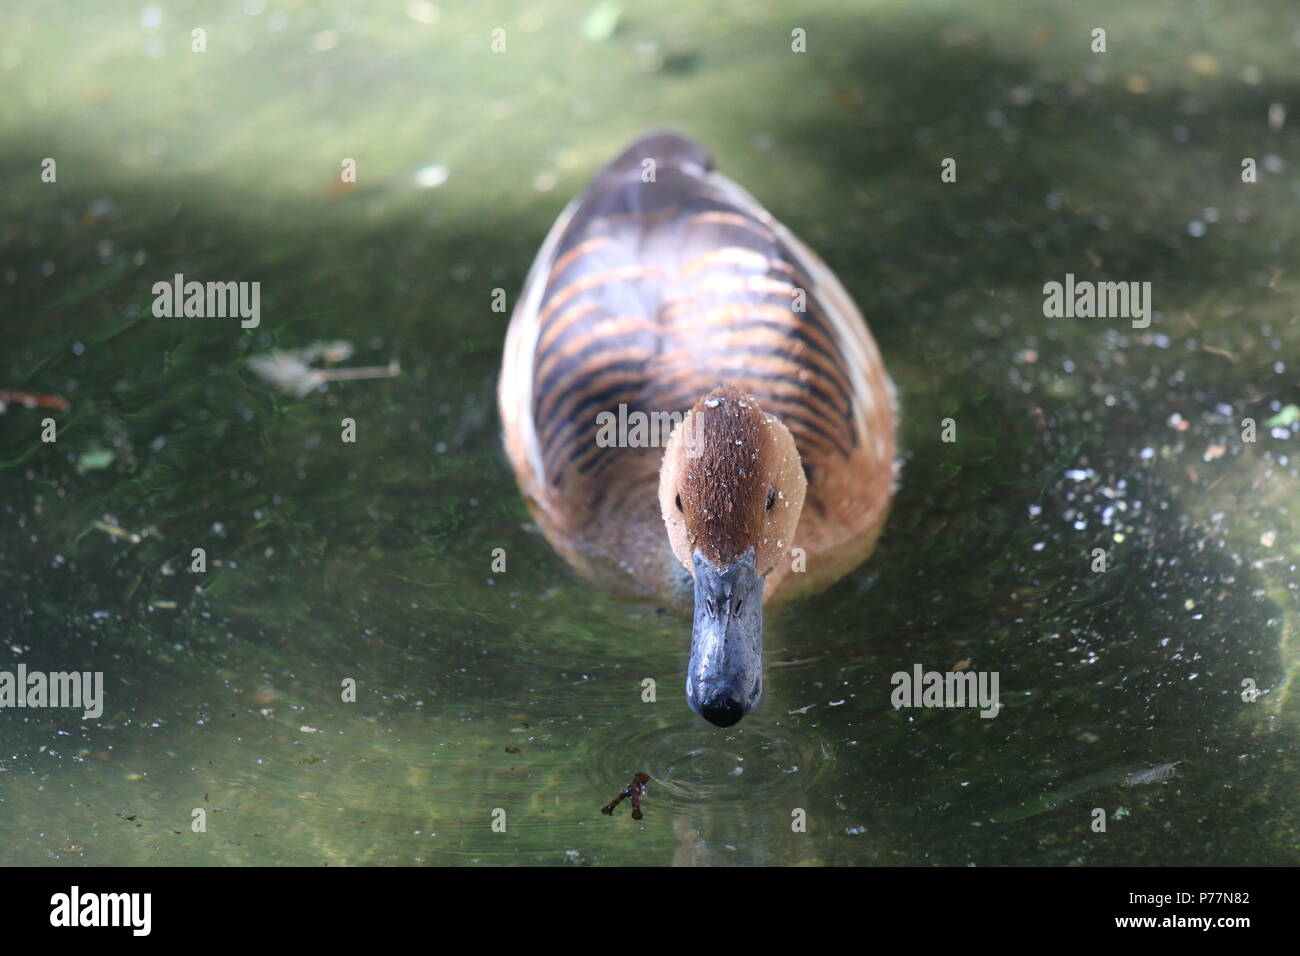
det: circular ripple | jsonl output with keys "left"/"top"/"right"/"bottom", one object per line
{"left": 593, "top": 714, "right": 832, "bottom": 803}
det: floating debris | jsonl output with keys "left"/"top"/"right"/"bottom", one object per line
{"left": 406, "top": 1, "right": 439, "bottom": 25}
{"left": 414, "top": 164, "right": 449, "bottom": 188}
{"left": 1121, "top": 762, "right": 1179, "bottom": 787}
{"left": 988, "top": 762, "right": 1180, "bottom": 823}
{"left": 581, "top": 1, "right": 622, "bottom": 42}
{"left": 1200, "top": 344, "right": 1237, "bottom": 362}
{"left": 1268, "top": 101, "right": 1286, "bottom": 132}
{"left": 601, "top": 772, "right": 650, "bottom": 820}
{"left": 92, "top": 517, "right": 158, "bottom": 544}
{"left": 0, "top": 389, "right": 70, "bottom": 413}
{"left": 247, "top": 340, "right": 398, "bottom": 397}
{"left": 1264, "top": 405, "right": 1299, "bottom": 428}
{"left": 78, "top": 448, "right": 116, "bottom": 472}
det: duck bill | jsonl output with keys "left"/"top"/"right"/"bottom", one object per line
{"left": 686, "top": 547, "right": 764, "bottom": 727}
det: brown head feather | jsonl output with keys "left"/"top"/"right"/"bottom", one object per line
{"left": 677, "top": 385, "right": 770, "bottom": 565}
{"left": 660, "top": 385, "right": 807, "bottom": 583}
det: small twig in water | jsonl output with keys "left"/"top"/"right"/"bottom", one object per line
{"left": 247, "top": 345, "right": 399, "bottom": 397}
{"left": 0, "top": 389, "right": 70, "bottom": 413}
{"left": 601, "top": 772, "right": 650, "bottom": 820}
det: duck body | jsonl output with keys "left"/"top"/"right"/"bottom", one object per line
{"left": 499, "top": 131, "right": 896, "bottom": 724}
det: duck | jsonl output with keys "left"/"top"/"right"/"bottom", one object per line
{"left": 498, "top": 131, "right": 897, "bottom": 727}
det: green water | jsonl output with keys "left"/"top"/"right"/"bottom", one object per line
{"left": 1, "top": 0, "right": 1297, "bottom": 865}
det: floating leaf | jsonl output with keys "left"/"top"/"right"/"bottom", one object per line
{"left": 582, "top": 1, "right": 621, "bottom": 42}
{"left": 1264, "top": 404, "right": 1299, "bottom": 428}
{"left": 78, "top": 448, "right": 116, "bottom": 471}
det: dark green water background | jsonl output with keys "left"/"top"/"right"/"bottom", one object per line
{"left": 1, "top": 0, "right": 1297, "bottom": 865}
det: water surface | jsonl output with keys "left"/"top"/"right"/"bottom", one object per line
{"left": 1, "top": 0, "right": 1297, "bottom": 865}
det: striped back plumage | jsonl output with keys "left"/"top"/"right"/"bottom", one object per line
{"left": 523, "top": 132, "right": 867, "bottom": 493}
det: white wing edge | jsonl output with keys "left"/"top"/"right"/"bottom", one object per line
{"left": 499, "top": 197, "right": 582, "bottom": 489}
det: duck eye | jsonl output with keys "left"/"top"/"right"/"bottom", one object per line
{"left": 765, "top": 487, "right": 776, "bottom": 511}
{"left": 675, "top": 493, "right": 683, "bottom": 512}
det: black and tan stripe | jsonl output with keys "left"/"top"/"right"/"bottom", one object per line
{"left": 524, "top": 136, "right": 865, "bottom": 490}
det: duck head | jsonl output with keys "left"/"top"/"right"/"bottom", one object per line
{"left": 659, "top": 385, "right": 808, "bottom": 726}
